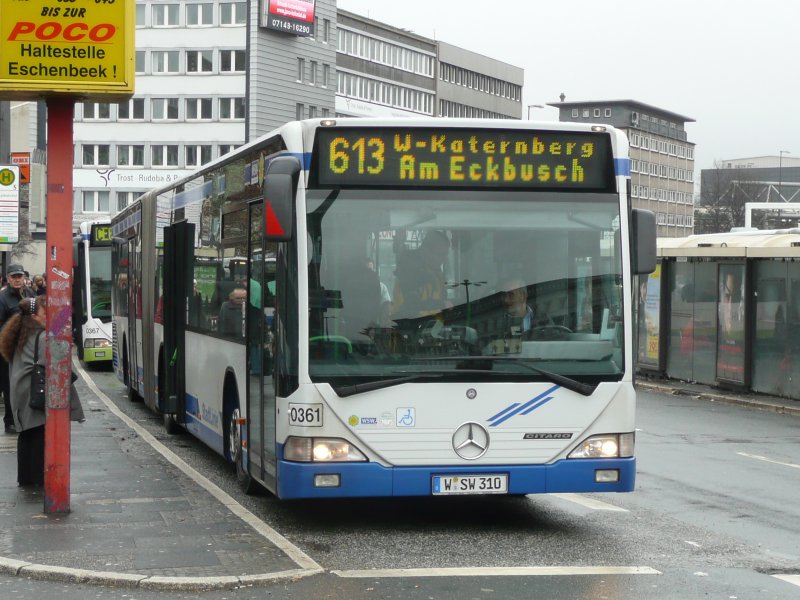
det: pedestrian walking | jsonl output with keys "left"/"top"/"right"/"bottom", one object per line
{"left": 0, "top": 264, "right": 35, "bottom": 434}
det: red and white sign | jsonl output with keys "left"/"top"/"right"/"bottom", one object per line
{"left": 261, "top": 0, "right": 315, "bottom": 36}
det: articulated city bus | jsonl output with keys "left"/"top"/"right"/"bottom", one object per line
{"left": 73, "top": 219, "right": 113, "bottom": 364}
{"left": 111, "top": 118, "right": 655, "bottom": 499}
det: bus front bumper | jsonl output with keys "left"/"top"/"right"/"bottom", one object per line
{"left": 275, "top": 456, "right": 635, "bottom": 499}
{"left": 83, "top": 347, "right": 113, "bottom": 363}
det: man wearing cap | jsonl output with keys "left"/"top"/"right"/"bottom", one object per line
{"left": 0, "top": 264, "right": 35, "bottom": 433}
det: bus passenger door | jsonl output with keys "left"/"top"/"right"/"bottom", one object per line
{"left": 162, "top": 221, "right": 194, "bottom": 418}
{"left": 127, "top": 239, "right": 141, "bottom": 395}
{"left": 246, "top": 203, "right": 277, "bottom": 488}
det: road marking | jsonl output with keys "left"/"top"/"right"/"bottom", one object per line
{"left": 773, "top": 574, "right": 800, "bottom": 587}
{"left": 0, "top": 436, "right": 16, "bottom": 452}
{"left": 547, "top": 493, "right": 629, "bottom": 512}
{"left": 333, "top": 566, "right": 661, "bottom": 578}
{"left": 684, "top": 541, "right": 702, "bottom": 548}
{"left": 75, "top": 361, "right": 323, "bottom": 574}
{"left": 737, "top": 452, "right": 800, "bottom": 471}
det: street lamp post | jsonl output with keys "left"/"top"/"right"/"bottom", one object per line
{"left": 527, "top": 104, "right": 544, "bottom": 120}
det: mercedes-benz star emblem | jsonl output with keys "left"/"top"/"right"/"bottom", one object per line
{"left": 452, "top": 421, "right": 490, "bottom": 460}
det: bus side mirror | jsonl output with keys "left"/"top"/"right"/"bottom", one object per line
{"left": 631, "top": 208, "right": 656, "bottom": 275}
{"left": 264, "top": 156, "right": 301, "bottom": 242}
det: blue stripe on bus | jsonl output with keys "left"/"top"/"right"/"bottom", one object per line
{"left": 615, "top": 158, "right": 630, "bottom": 177}
{"left": 487, "top": 385, "right": 560, "bottom": 427}
{"left": 185, "top": 412, "right": 224, "bottom": 454}
{"left": 275, "top": 453, "right": 635, "bottom": 499}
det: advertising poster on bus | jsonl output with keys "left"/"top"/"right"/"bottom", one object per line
{"left": 260, "top": 0, "right": 315, "bottom": 36}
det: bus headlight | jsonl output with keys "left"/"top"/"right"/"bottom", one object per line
{"left": 284, "top": 437, "right": 367, "bottom": 462}
{"left": 568, "top": 433, "right": 635, "bottom": 459}
{"left": 84, "top": 338, "right": 111, "bottom": 348}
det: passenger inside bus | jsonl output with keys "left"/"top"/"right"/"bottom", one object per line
{"left": 218, "top": 286, "right": 246, "bottom": 338}
{"left": 392, "top": 230, "right": 451, "bottom": 320}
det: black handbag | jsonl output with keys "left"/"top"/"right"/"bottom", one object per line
{"left": 29, "top": 332, "right": 46, "bottom": 411}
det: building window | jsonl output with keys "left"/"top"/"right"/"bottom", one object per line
{"left": 117, "top": 145, "right": 145, "bottom": 167}
{"left": 82, "top": 144, "right": 110, "bottom": 166}
{"left": 186, "top": 50, "right": 213, "bottom": 72}
{"left": 323, "top": 18, "right": 330, "bottom": 43}
{"left": 297, "top": 57, "right": 304, "bottom": 81}
{"left": 309, "top": 106, "right": 317, "bottom": 118}
{"left": 118, "top": 98, "right": 144, "bottom": 120}
{"left": 219, "top": 144, "right": 236, "bottom": 156}
{"left": 116, "top": 191, "right": 144, "bottom": 212}
{"left": 296, "top": 103, "right": 304, "bottom": 120}
{"left": 185, "top": 145, "right": 212, "bottom": 167}
{"left": 220, "top": 50, "right": 245, "bottom": 72}
{"left": 309, "top": 61, "right": 317, "bottom": 85}
{"left": 322, "top": 64, "right": 329, "bottom": 87}
{"left": 186, "top": 98, "right": 212, "bottom": 120}
{"left": 604, "top": 108, "right": 611, "bottom": 117}
{"left": 152, "top": 98, "right": 179, "bottom": 120}
{"left": 83, "top": 102, "right": 110, "bottom": 119}
{"left": 220, "top": 1, "right": 246, "bottom": 24}
{"left": 135, "top": 51, "right": 145, "bottom": 73}
{"left": 186, "top": 3, "right": 213, "bottom": 26}
{"left": 136, "top": 4, "right": 145, "bottom": 26}
{"left": 152, "top": 3, "right": 179, "bottom": 26}
{"left": 219, "top": 97, "right": 245, "bottom": 119}
{"left": 82, "top": 190, "right": 110, "bottom": 213}
{"left": 152, "top": 51, "right": 179, "bottom": 74}
{"left": 571, "top": 109, "right": 578, "bottom": 118}
{"left": 152, "top": 145, "right": 179, "bottom": 167}
{"left": 593, "top": 108, "right": 600, "bottom": 117}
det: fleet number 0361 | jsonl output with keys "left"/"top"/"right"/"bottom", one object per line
{"left": 288, "top": 403, "right": 322, "bottom": 426}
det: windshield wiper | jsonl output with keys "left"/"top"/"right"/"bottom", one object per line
{"left": 331, "top": 369, "right": 500, "bottom": 397}
{"left": 417, "top": 356, "right": 598, "bottom": 397}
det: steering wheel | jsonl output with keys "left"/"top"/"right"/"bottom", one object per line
{"left": 530, "top": 325, "right": 573, "bottom": 341}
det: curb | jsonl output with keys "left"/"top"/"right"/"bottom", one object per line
{"left": 0, "top": 557, "right": 323, "bottom": 590}
{"left": 636, "top": 381, "right": 800, "bottom": 417}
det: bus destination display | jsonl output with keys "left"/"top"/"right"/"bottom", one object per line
{"left": 316, "top": 128, "right": 614, "bottom": 189}
{"left": 91, "top": 224, "right": 112, "bottom": 246}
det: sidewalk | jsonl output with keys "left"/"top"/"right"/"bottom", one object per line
{"left": 636, "top": 376, "right": 800, "bottom": 417}
{"left": 0, "top": 371, "right": 321, "bottom": 591}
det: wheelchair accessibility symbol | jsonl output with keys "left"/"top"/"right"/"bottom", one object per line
{"left": 396, "top": 407, "right": 415, "bottom": 427}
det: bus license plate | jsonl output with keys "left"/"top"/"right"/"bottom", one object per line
{"left": 432, "top": 474, "right": 508, "bottom": 495}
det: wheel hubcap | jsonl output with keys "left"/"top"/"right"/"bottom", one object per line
{"left": 229, "top": 407, "right": 241, "bottom": 458}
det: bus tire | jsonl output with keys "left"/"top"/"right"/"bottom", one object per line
{"left": 163, "top": 413, "right": 182, "bottom": 435}
{"left": 226, "top": 404, "right": 260, "bottom": 495}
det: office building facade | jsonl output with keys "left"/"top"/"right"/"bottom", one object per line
{"left": 549, "top": 99, "right": 696, "bottom": 237}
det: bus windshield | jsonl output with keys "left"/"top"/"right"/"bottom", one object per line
{"left": 88, "top": 246, "right": 113, "bottom": 321}
{"left": 306, "top": 189, "right": 624, "bottom": 387}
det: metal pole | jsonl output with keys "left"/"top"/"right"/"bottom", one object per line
{"left": 44, "top": 98, "right": 74, "bottom": 514}
{"left": 778, "top": 150, "right": 790, "bottom": 202}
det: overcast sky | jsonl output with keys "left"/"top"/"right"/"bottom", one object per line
{"left": 337, "top": 0, "right": 800, "bottom": 172}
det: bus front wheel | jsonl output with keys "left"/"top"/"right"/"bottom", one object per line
{"left": 227, "top": 406, "right": 259, "bottom": 495}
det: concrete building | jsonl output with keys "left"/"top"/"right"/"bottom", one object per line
{"left": 549, "top": 99, "right": 696, "bottom": 237}
{"left": 335, "top": 10, "right": 523, "bottom": 120}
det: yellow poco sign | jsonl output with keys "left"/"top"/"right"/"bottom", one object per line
{"left": 0, "top": 0, "right": 134, "bottom": 99}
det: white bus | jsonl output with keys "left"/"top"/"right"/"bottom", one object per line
{"left": 111, "top": 118, "right": 655, "bottom": 499}
{"left": 73, "top": 220, "right": 113, "bottom": 364}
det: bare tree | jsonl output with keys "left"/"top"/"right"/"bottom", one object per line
{"left": 696, "top": 162, "right": 765, "bottom": 233}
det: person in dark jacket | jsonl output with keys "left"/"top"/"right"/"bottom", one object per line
{"left": 0, "top": 264, "right": 35, "bottom": 434}
{"left": 0, "top": 297, "right": 85, "bottom": 486}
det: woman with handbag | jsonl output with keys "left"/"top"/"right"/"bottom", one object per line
{"left": 0, "top": 296, "right": 48, "bottom": 485}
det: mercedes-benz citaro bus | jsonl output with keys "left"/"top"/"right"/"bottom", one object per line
{"left": 111, "top": 118, "right": 656, "bottom": 499}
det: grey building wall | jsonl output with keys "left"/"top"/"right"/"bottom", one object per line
{"left": 550, "top": 99, "right": 696, "bottom": 238}
{"left": 436, "top": 41, "right": 523, "bottom": 119}
{"left": 247, "top": 0, "right": 337, "bottom": 140}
